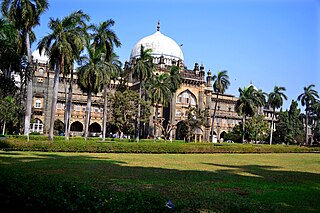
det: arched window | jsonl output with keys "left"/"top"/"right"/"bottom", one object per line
{"left": 35, "top": 99, "right": 41, "bottom": 108}
{"left": 176, "top": 90, "right": 197, "bottom": 106}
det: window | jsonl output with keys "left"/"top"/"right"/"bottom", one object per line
{"left": 38, "top": 68, "right": 44, "bottom": 75}
{"left": 35, "top": 99, "right": 41, "bottom": 108}
{"left": 176, "top": 110, "right": 181, "bottom": 117}
{"left": 177, "top": 90, "right": 197, "bottom": 106}
{"left": 75, "top": 105, "right": 80, "bottom": 111}
{"left": 82, "top": 106, "right": 86, "bottom": 112}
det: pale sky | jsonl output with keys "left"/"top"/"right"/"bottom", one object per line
{"left": 32, "top": 0, "right": 320, "bottom": 110}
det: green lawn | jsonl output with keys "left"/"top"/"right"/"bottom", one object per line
{"left": 0, "top": 151, "right": 319, "bottom": 212}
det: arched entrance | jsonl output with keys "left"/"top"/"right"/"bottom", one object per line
{"left": 70, "top": 121, "right": 83, "bottom": 136}
{"left": 89, "top": 122, "right": 101, "bottom": 137}
{"left": 220, "top": 131, "right": 227, "bottom": 142}
{"left": 176, "top": 121, "right": 187, "bottom": 140}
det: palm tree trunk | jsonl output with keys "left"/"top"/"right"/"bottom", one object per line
{"left": 242, "top": 113, "right": 246, "bottom": 143}
{"left": 170, "top": 93, "right": 176, "bottom": 142}
{"left": 269, "top": 107, "right": 275, "bottom": 145}
{"left": 48, "top": 67, "right": 60, "bottom": 141}
{"left": 84, "top": 92, "right": 92, "bottom": 141}
{"left": 102, "top": 83, "right": 108, "bottom": 141}
{"left": 24, "top": 31, "right": 33, "bottom": 138}
{"left": 211, "top": 94, "right": 219, "bottom": 143}
{"left": 136, "top": 81, "right": 142, "bottom": 142}
{"left": 154, "top": 104, "right": 158, "bottom": 143}
{"left": 65, "top": 70, "right": 73, "bottom": 140}
{"left": 305, "top": 108, "right": 309, "bottom": 145}
{"left": 2, "top": 120, "right": 5, "bottom": 135}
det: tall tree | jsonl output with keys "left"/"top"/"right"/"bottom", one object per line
{"left": 148, "top": 73, "right": 172, "bottom": 142}
{"left": 101, "top": 53, "right": 122, "bottom": 141}
{"left": 268, "top": 86, "right": 287, "bottom": 145}
{"left": 77, "top": 45, "right": 105, "bottom": 140}
{"left": 297, "top": 84, "right": 319, "bottom": 145}
{"left": 168, "top": 65, "right": 182, "bottom": 142}
{"left": 211, "top": 70, "right": 230, "bottom": 142}
{"left": 132, "top": 45, "right": 154, "bottom": 141}
{"left": 1, "top": 0, "right": 49, "bottom": 137}
{"left": 90, "top": 20, "right": 121, "bottom": 141}
{"left": 235, "top": 85, "right": 264, "bottom": 143}
{"left": 38, "top": 10, "right": 90, "bottom": 140}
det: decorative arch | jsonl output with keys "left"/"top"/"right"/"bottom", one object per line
{"left": 70, "top": 121, "right": 83, "bottom": 132}
{"left": 176, "top": 90, "right": 197, "bottom": 106}
{"left": 89, "top": 122, "right": 101, "bottom": 133}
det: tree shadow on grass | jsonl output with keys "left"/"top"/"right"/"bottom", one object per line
{"left": 0, "top": 152, "right": 319, "bottom": 212}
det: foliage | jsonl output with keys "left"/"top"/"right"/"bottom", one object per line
{"left": 235, "top": 85, "right": 265, "bottom": 143}
{"left": 211, "top": 70, "right": 230, "bottom": 142}
{"left": 268, "top": 85, "right": 287, "bottom": 145}
{"left": 297, "top": 84, "right": 319, "bottom": 144}
{"left": 182, "top": 107, "right": 206, "bottom": 142}
{"left": 245, "top": 114, "right": 269, "bottom": 143}
{"left": 273, "top": 100, "right": 304, "bottom": 144}
{"left": 0, "top": 96, "right": 21, "bottom": 134}
{"left": 111, "top": 89, "right": 138, "bottom": 136}
{"left": 2, "top": 135, "right": 320, "bottom": 153}
{"left": 131, "top": 45, "right": 154, "bottom": 141}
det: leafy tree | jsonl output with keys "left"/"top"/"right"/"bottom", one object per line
{"left": 132, "top": 45, "right": 154, "bottom": 141}
{"left": 211, "top": 70, "right": 230, "bottom": 142}
{"left": 184, "top": 106, "right": 206, "bottom": 142}
{"left": 38, "top": 10, "right": 90, "bottom": 140}
{"left": 0, "top": 18, "right": 21, "bottom": 79}
{"left": 273, "top": 100, "right": 304, "bottom": 144}
{"left": 245, "top": 114, "right": 269, "bottom": 143}
{"left": 235, "top": 85, "right": 265, "bottom": 143}
{"left": 0, "top": 96, "right": 20, "bottom": 134}
{"left": 77, "top": 45, "right": 105, "bottom": 140}
{"left": 2, "top": 0, "right": 49, "bottom": 137}
{"left": 268, "top": 86, "right": 287, "bottom": 145}
{"left": 297, "top": 84, "right": 319, "bottom": 144}
{"left": 110, "top": 90, "right": 137, "bottom": 138}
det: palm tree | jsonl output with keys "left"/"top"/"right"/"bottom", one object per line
{"left": 132, "top": 45, "right": 154, "bottom": 141}
{"left": 297, "top": 84, "right": 319, "bottom": 145}
{"left": 38, "top": 10, "right": 90, "bottom": 140}
{"left": 91, "top": 19, "right": 121, "bottom": 58}
{"left": 1, "top": 0, "right": 49, "bottom": 137}
{"left": 148, "top": 73, "right": 172, "bottom": 142}
{"left": 168, "top": 65, "right": 182, "bottom": 142}
{"left": 268, "top": 86, "right": 287, "bottom": 145}
{"left": 90, "top": 20, "right": 121, "bottom": 141}
{"left": 77, "top": 45, "right": 105, "bottom": 140}
{"left": 101, "top": 52, "right": 122, "bottom": 141}
{"left": 235, "top": 85, "right": 264, "bottom": 143}
{"left": 211, "top": 70, "right": 230, "bottom": 142}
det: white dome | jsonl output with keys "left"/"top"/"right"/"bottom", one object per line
{"left": 130, "top": 30, "right": 184, "bottom": 64}
{"left": 32, "top": 49, "right": 49, "bottom": 64}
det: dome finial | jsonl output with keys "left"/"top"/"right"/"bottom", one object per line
{"left": 157, "top": 20, "right": 160, "bottom": 31}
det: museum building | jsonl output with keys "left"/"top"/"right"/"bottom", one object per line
{"left": 30, "top": 23, "right": 273, "bottom": 141}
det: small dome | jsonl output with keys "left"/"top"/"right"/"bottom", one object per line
{"left": 130, "top": 29, "right": 184, "bottom": 65}
{"left": 32, "top": 49, "right": 49, "bottom": 63}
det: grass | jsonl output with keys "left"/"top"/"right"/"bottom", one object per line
{"left": 0, "top": 151, "right": 319, "bottom": 212}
